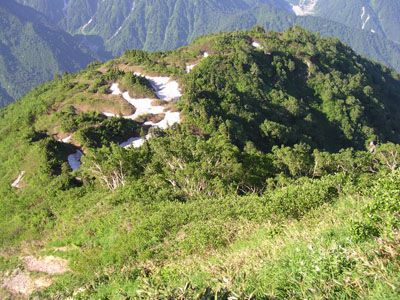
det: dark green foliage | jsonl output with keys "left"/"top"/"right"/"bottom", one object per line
{"left": 120, "top": 73, "right": 155, "bottom": 98}
{"left": 75, "top": 118, "right": 139, "bottom": 148}
{"left": 59, "top": 106, "right": 105, "bottom": 133}
{"left": 183, "top": 28, "right": 400, "bottom": 152}
{"left": 0, "top": 0, "right": 96, "bottom": 106}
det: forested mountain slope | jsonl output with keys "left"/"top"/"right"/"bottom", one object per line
{"left": 0, "top": 28, "right": 400, "bottom": 298}
{"left": 0, "top": 0, "right": 96, "bottom": 106}
{"left": 16, "top": 0, "right": 400, "bottom": 73}
{"left": 286, "top": 0, "right": 400, "bottom": 44}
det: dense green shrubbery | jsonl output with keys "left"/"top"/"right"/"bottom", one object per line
{"left": 59, "top": 106, "right": 105, "bottom": 133}
{"left": 120, "top": 73, "right": 155, "bottom": 98}
{"left": 75, "top": 118, "right": 139, "bottom": 148}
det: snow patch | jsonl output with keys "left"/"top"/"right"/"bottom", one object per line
{"left": 360, "top": 6, "right": 371, "bottom": 30}
{"left": 186, "top": 64, "right": 197, "bottom": 73}
{"left": 121, "top": 91, "right": 165, "bottom": 119}
{"left": 102, "top": 112, "right": 118, "bottom": 117}
{"left": 110, "top": 83, "right": 122, "bottom": 95}
{"left": 108, "top": 1, "right": 135, "bottom": 41}
{"left": 143, "top": 76, "right": 182, "bottom": 101}
{"left": 371, "top": 29, "right": 376, "bottom": 33}
{"left": 291, "top": 0, "right": 318, "bottom": 16}
{"left": 109, "top": 26, "right": 123, "bottom": 40}
{"left": 81, "top": 18, "right": 93, "bottom": 33}
{"left": 144, "top": 111, "right": 180, "bottom": 129}
{"left": 68, "top": 150, "right": 83, "bottom": 171}
{"left": 120, "top": 133, "right": 152, "bottom": 148}
{"left": 252, "top": 41, "right": 262, "bottom": 49}
{"left": 11, "top": 171, "right": 25, "bottom": 189}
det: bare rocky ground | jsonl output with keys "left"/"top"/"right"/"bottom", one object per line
{"left": 1, "top": 255, "right": 69, "bottom": 298}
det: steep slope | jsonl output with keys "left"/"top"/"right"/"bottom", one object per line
{"left": 0, "top": 28, "right": 400, "bottom": 298}
{"left": 15, "top": 0, "right": 400, "bottom": 73}
{"left": 0, "top": 0, "right": 96, "bottom": 106}
{"left": 287, "top": 0, "right": 400, "bottom": 43}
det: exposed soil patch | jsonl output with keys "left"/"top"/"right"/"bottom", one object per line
{"left": 23, "top": 256, "right": 69, "bottom": 275}
{"left": 2, "top": 270, "right": 52, "bottom": 297}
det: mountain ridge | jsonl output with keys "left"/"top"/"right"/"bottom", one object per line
{"left": 1, "top": 27, "right": 400, "bottom": 298}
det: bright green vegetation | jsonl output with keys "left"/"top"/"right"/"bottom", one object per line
{"left": 0, "top": 28, "right": 400, "bottom": 298}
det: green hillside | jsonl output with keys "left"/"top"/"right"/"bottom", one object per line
{"left": 0, "top": 0, "right": 96, "bottom": 106}
{"left": 0, "top": 28, "right": 399, "bottom": 298}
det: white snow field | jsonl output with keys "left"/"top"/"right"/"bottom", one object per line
{"left": 291, "top": 0, "right": 318, "bottom": 16}
{"left": 105, "top": 72, "right": 183, "bottom": 148}
{"left": 122, "top": 91, "right": 165, "bottom": 119}
{"left": 68, "top": 150, "right": 83, "bottom": 171}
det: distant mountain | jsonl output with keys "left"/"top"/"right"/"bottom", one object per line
{"left": 15, "top": 0, "right": 400, "bottom": 74}
{"left": 286, "top": 0, "right": 400, "bottom": 44}
{"left": 0, "top": 0, "right": 97, "bottom": 106}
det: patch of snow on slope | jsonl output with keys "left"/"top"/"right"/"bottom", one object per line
{"left": 144, "top": 111, "right": 180, "bottom": 129}
{"left": 81, "top": 18, "right": 93, "bottom": 33}
{"left": 134, "top": 73, "right": 181, "bottom": 101}
{"left": 11, "top": 171, "right": 25, "bottom": 188}
{"left": 360, "top": 6, "right": 370, "bottom": 30}
{"left": 122, "top": 91, "right": 165, "bottom": 119}
{"left": 291, "top": 0, "right": 318, "bottom": 16}
{"left": 252, "top": 41, "right": 262, "bottom": 48}
{"left": 102, "top": 112, "right": 118, "bottom": 117}
{"left": 68, "top": 150, "right": 83, "bottom": 171}
{"left": 107, "top": 72, "right": 182, "bottom": 148}
{"left": 109, "top": 26, "right": 123, "bottom": 40}
{"left": 109, "top": 1, "right": 135, "bottom": 40}
{"left": 186, "top": 64, "right": 197, "bottom": 73}
{"left": 362, "top": 14, "right": 370, "bottom": 30}
{"left": 371, "top": 29, "right": 376, "bottom": 33}
{"left": 110, "top": 83, "right": 122, "bottom": 95}
{"left": 120, "top": 133, "right": 151, "bottom": 148}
